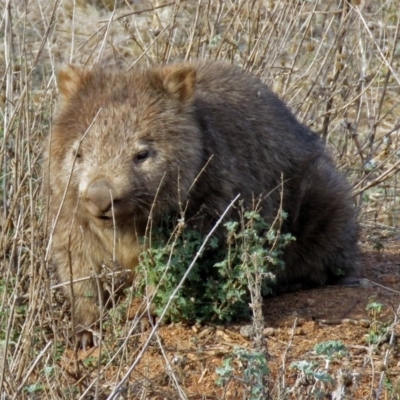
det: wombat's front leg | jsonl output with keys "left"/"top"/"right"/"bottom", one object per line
{"left": 52, "top": 237, "right": 103, "bottom": 349}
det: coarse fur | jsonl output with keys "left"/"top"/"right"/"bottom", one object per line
{"left": 45, "top": 61, "right": 358, "bottom": 346}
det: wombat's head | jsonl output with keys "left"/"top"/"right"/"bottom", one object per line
{"left": 49, "top": 64, "right": 203, "bottom": 228}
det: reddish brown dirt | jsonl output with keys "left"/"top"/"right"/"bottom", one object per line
{"left": 62, "top": 231, "right": 400, "bottom": 399}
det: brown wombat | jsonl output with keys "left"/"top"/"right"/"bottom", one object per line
{"left": 45, "top": 61, "right": 358, "bottom": 346}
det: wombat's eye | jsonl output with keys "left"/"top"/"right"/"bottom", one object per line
{"left": 135, "top": 150, "right": 149, "bottom": 162}
{"left": 72, "top": 149, "right": 82, "bottom": 161}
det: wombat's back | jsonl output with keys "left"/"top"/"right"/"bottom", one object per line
{"left": 186, "top": 61, "right": 358, "bottom": 285}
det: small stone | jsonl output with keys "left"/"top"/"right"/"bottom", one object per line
{"left": 358, "top": 319, "right": 371, "bottom": 328}
{"left": 240, "top": 325, "right": 254, "bottom": 338}
{"left": 263, "top": 327, "right": 275, "bottom": 336}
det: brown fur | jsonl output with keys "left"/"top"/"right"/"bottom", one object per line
{"left": 45, "top": 61, "right": 358, "bottom": 344}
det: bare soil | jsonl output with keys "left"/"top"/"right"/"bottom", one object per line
{"left": 60, "top": 229, "right": 400, "bottom": 399}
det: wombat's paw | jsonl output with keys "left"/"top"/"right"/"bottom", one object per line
{"left": 140, "top": 315, "right": 153, "bottom": 332}
{"left": 127, "top": 297, "right": 156, "bottom": 332}
{"left": 76, "top": 327, "right": 100, "bottom": 351}
{"left": 73, "top": 301, "right": 100, "bottom": 349}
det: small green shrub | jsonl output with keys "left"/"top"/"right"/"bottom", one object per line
{"left": 314, "top": 340, "right": 348, "bottom": 364}
{"left": 25, "top": 383, "right": 44, "bottom": 394}
{"left": 365, "top": 298, "right": 387, "bottom": 345}
{"left": 289, "top": 341, "right": 359, "bottom": 398}
{"left": 137, "top": 209, "right": 295, "bottom": 324}
{"left": 216, "top": 346, "right": 269, "bottom": 399}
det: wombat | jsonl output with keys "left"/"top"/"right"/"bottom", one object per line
{"left": 45, "top": 61, "right": 358, "bottom": 347}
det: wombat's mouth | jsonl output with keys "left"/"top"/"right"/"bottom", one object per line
{"left": 90, "top": 215, "right": 114, "bottom": 226}
{"left": 98, "top": 215, "right": 112, "bottom": 220}
{"left": 97, "top": 216, "right": 119, "bottom": 226}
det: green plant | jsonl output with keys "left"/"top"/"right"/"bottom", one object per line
{"left": 216, "top": 347, "right": 269, "bottom": 400}
{"left": 314, "top": 340, "right": 348, "bottom": 369}
{"left": 137, "top": 209, "right": 294, "bottom": 324}
{"left": 82, "top": 355, "right": 98, "bottom": 368}
{"left": 25, "top": 383, "right": 44, "bottom": 394}
{"left": 289, "top": 341, "right": 352, "bottom": 397}
{"left": 365, "top": 298, "right": 387, "bottom": 345}
{"left": 43, "top": 366, "right": 56, "bottom": 376}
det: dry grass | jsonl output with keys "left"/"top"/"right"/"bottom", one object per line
{"left": 1, "top": 0, "right": 400, "bottom": 398}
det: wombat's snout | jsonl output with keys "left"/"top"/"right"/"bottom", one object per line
{"left": 84, "top": 180, "right": 120, "bottom": 219}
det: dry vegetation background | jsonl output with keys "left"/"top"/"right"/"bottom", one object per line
{"left": 1, "top": 0, "right": 400, "bottom": 399}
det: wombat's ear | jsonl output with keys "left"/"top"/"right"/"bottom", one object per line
{"left": 162, "top": 65, "right": 196, "bottom": 102}
{"left": 57, "top": 64, "right": 88, "bottom": 103}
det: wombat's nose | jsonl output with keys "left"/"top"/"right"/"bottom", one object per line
{"left": 85, "top": 180, "right": 118, "bottom": 217}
